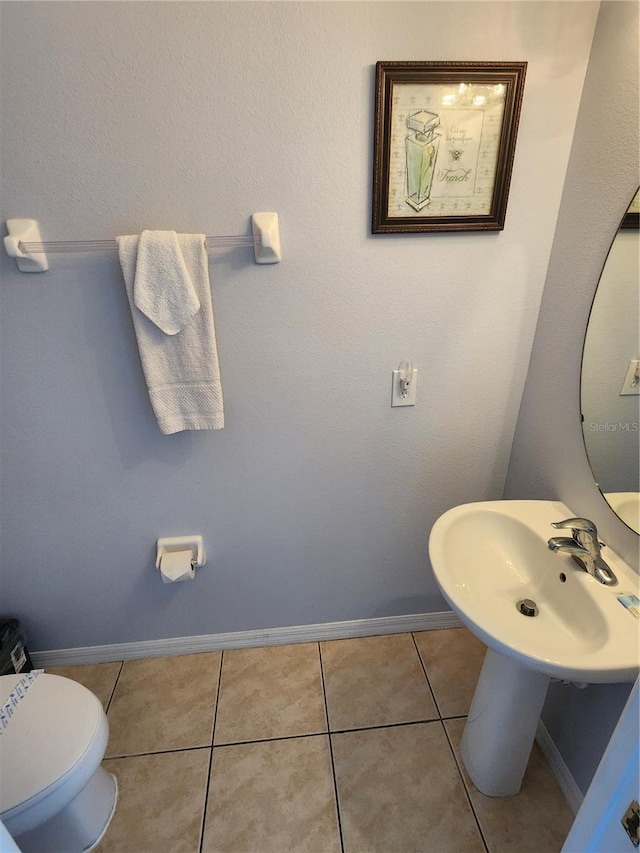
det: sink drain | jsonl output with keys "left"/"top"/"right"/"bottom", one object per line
{"left": 517, "top": 598, "right": 539, "bottom": 617}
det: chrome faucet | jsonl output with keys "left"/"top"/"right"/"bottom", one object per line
{"left": 548, "top": 517, "right": 617, "bottom": 586}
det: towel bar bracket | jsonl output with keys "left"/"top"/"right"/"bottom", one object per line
{"left": 251, "top": 212, "right": 281, "bottom": 264}
{"left": 3, "top": 213, "right": 281, "bottom": 271}
{"left": 4, "top": 219, "right": 49, "bottom": 272}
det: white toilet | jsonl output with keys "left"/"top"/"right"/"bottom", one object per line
{"left": 0, "top": 672, "right": 117, "bottom": 852}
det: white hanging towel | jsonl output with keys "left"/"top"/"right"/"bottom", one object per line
{"left": 117, "top": 230, "right": 224, "bottom": 434}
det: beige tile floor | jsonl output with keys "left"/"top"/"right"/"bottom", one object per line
{"left": 46, "top": 628, "right": 574, "bottom": 853}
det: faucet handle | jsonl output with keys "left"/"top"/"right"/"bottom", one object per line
{"left": 551, "top": 517, "right": 597, "bottom": 533}
{"left": 548, "top": 536, "right": 590, "bottom": 556}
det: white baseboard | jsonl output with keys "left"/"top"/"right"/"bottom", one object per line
{"left": 535, "top": 719, "right": 584, "bottom": 815}
{"left": 32, "top": 610, "right": 462, "bottom": 667}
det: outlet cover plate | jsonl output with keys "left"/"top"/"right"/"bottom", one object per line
{"left": 391, "top": 369, "right": 418, "bottom": 407}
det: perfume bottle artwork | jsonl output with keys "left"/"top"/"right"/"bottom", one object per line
{"left": 404, "top": 110, "right": 441, "bottom": 211}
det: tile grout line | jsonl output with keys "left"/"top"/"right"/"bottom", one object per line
{"left": 103, "top": 718, "right": 453, "bottom": 759}
{"left": 330, "top": 718, "right": 440, "bottom": 736}
{"left": 203, "top": 729, "right": 329, "bottom": 749}
{"left": 105, "top": 744, "right": 213, "bottom": 761}
{"left": 318, "top": 642, "right": 346, "bottom": 853}
{"left": 440, "top": 720, "right": 491, "bottom": 853}
{"left": 105, "top": 661, "right": 124, "bottom": 715}
{"left": 410, "top": 633, "right": 443, "bottom": 719}
{"left": 410, "top": 634, "right": 491, "bottom": 853}
{"left": 198, "top": 650, "right": 224, "bottom": 853}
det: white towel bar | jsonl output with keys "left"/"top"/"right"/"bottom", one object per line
{"left": 3, "top": 213, "right": 281, "bottom": 272}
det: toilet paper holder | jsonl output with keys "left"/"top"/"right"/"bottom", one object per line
{"left": 155, "top": 535, "right": 206, "bottom": 573}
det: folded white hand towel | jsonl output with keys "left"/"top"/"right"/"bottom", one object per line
{"left": 117, "top": 232, "right": 224, "bottom": 435}
{"left": 133, "top": 230, "right": 201, "bottom": 335}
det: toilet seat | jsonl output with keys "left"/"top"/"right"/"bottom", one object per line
{"left": 0, "top": 673, "right": 109, "bottom": 838}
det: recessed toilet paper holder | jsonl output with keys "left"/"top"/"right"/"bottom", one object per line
{"left": 155, "top": 535, "right": 206, "bottom": 572}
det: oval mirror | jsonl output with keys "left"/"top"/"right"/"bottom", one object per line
{"left": 582, "top": 189, "right": 640, "bottom": 534}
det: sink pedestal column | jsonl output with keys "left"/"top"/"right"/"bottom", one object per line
{"left": 461, "top": 647, "right": 551, "bottom": 797}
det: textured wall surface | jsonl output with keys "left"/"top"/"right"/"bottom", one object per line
{"left": 504, "top": 0, "right": 639, "bottom": 796}
{"left": 0, "top": 2, "right": 599, "bottom": 650}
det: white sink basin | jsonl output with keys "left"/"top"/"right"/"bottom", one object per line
{"left": 428, "top": 499, "right": 639, "bottom": 797}
{"left": 429, "top": 500, "right": 639, "bottom": 683}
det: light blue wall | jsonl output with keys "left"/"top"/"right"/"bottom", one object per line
{"left": 504, "top": 0, "right": 639, "bottom": 794}
{"left": 0, "top": 1, "right": 599, "bottom": 651}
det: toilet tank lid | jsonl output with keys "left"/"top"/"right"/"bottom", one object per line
{"left": 0, "top": 674, "right": 106, "bottom": 814}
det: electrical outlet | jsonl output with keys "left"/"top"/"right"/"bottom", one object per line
{"left": 391, "top": 369, "right": 418, "bottom": 407}
{"left": 620, "top": 359, "right": 640, "bottom": 396}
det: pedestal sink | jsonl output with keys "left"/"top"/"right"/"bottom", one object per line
{"left": 428, "top": 500, "right": 639, "bottom": 797}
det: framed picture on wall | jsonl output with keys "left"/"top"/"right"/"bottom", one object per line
{"left": 372, "top": 61, "right": 527, "bottom": 234}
